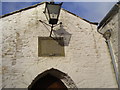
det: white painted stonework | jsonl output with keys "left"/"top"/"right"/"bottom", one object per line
{"left": 98, "top": 3, "right": 119, "bottom": 80}
{"left": 99, "top": 10, "right": 119, "bottom": 68}
{"left": 1, "top": 3, "right": 118, "bottom": 88}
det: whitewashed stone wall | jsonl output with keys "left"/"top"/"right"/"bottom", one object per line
{"left": 98, "top": 5, "right": 119, "bottom": 70}
{"left": 1, "top": 3, "right": 118, "bottom": 88}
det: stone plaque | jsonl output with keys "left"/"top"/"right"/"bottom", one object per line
{"left": 38, "top": 37, "right": 65, "bottom": 57}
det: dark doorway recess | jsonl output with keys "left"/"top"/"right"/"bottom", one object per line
{"left": 29, "top": 74, "right": 68, "bottom": 90}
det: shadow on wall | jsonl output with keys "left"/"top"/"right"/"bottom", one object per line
{"left": 53, "top": 24, "right": 72, "bottom": 46}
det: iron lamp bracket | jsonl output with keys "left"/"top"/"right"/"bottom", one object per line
{"left": 39, "top": 20, "right": 62, "bottom": 37}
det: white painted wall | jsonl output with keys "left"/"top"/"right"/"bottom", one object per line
{"left": 1, "top": 3, "right": 117, "bottom": 88}
{"left": 98, "top": 6, "right": 119, "bottom": 72}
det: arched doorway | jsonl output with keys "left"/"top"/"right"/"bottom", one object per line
{"left": 29, "top": 74, "right": 67, "bottom": 90}
{"left": 28, "top": 68, "right": 77, "bottom": 90}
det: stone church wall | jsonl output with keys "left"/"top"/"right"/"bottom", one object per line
{"left": 98, "top": 4, "right": 119, "bottom": 71}
{"left": 100, "top": 13, "right": 119, "bottom": 67}
{"left": 1, "top": 3, "right": 118, "bottom": 88}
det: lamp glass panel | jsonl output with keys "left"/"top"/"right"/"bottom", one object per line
{"left": 47, "top": 4, "right": 61, "bottom": 19}
{"left": 46, "top": 8, "right": 50, "bottom": 20}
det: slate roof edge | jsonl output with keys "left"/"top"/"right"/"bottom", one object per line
{"left": 98, "top": 2, "right": 120, "bottom": 29}
{"left": 0, "top": 2, "right": 45, "bottom": 18}
{"left": 62, "top": 8, "right": 98, "bottom": 25}
{"left": 0, "top": 2, "right": 98, "bottom": 25}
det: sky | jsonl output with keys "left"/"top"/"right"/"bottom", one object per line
{"left": 0, "top": 1, "right": 117, "bottom": 23}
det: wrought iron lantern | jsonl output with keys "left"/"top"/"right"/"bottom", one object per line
{"left": 44, "top": 2, "right": 63, "bottom": 25}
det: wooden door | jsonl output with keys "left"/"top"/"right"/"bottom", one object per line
{"left": 30, "top": 74, "right": 68, "bottom": 90}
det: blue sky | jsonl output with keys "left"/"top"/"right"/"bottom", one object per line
{"left": 1, "top": 2, "right": 117, "bottom": 22}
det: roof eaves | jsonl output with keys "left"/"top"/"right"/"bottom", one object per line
{"left": 1, "top": 2, "right": 98, "bottom": 25}
{"left": 98, "top": 2, "right": 119, "bottom": 29}
{"left": 62, "top": 8, "right": 98, "bottom": 25}
{"left": 0, "top": 2, "right": 45, "bottom": 18}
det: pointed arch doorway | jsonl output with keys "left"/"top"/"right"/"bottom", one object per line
{"left": 29, "top": 74, "right": 68, "bottom": 90}
{"left": 28, "top": 68, "right": 77, "bottom": 90}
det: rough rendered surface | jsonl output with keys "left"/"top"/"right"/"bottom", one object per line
{"left": 99, "top": 8, "right": 119, "bottom": 70}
